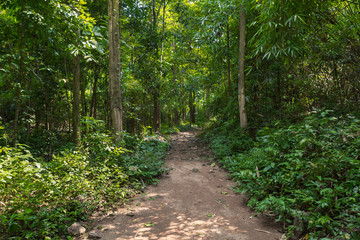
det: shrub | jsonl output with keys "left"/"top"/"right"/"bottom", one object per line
{"left": 0, "top": 127, "right": 169, "bottom": 239}
{"left": 207, "top": 110, "right": 360, "bottom": 239}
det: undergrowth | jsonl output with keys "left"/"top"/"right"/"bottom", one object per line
{"left": 205, "top": 110, "right": 360, "bottom": 239}
{"left": 0, "top": 119, "right": 169, "bottom": 240}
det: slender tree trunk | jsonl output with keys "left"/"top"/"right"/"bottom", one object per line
{"left": 276, "top": 67, "right": 282, "bottom": 118}
{"left": 160, "top": 2, "right": 166, "bottom": 64}
{"left": 44, "top": 73, "right": 50, "bottom": 131}
{"left": 172, "top": 65, "right": 180, "bottom": 126}
{"left": 174, "top": 109, "right": 179, "bottom": 125}
{"left": 189, "top": 90, "right": 195, "bottom": 126}
{"left": 108, "top": 0, "right": 123, "bottom": 135}
{"left": 72, "top": 53, "right": 81, "bottom": 145}
{"left": 182, "top": 104, "right": 186, "bottom": 123}
{"left": 64, "top": 57, "right": 72, "bottom": 131}
{"left": 227, "top": 20, "right": 232, "bottom": 98}
{"left": 238, "top": 5, "right": 247, "bottom": 128}
{"left": 35, "top": 107, "right": 40, "bottom": 130}
{"left": 25, "top": 79, "right": 31, "bottom": 144}
{"left": 171, "top": 41, "right": 180, "bottom": 126}
{"left": 130, "top": 108, "right": 136, "bottom": 134}
{"left": 13, "top": 0, "right": 25, "bottom": 147}
{"left": 153, "top": 91, "right": 160, "bottom": 131}
{"left": 14, "top": 86, "right": 21, "bottom": 147}
{"left": 90, "top": 65, "right": 99, "bottom": 118}
{"left": 205, "top": 88, "right": 210, "bottom": 118}
{"left": 157, "top": 1, "right": 167, "bottom": 130}
{"left": 81, "top": 81, "right": 87, "bottom": 117}
{"left": 149, "top": 0, "right": 166, "bottom": 132}
{"left": 191, "top": 92, "right": 196, "bottom": 124}
{"left": 189, "top": 92, "right": 192, "bottom": 127}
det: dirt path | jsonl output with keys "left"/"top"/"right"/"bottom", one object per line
{"left": 81, "top": 131, "right": 283, "bottom": 240}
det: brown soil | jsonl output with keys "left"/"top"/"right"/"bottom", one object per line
{"left": 79, "top": 130, "right": 283, "bottom": 240}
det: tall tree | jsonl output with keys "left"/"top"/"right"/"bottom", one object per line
{"left": 238, "top": 4, "right": 247, "bottom": 128}
{"left": 151, "top": 0, "right": 164, "bottom": 132}
{"left": 13, "top": 0, "right": 25, "bottom": 147}
{"left": 226, "top": 19, "right": 232, "bottom": 98}
{"left": 72, "top": 51, "right": 81, "bottom": 145}
{"left": 90, "top": 64, "right": 99, "bottom": 118}
{"left": 108, "top": 0, "right": 123, "bottom": 135}
{"left": 189, "top": 90, "right": 195, "bottom": 125}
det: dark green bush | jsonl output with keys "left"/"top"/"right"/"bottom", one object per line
{"left": 204, "top": 122, "right": 254, "bottom": 159}
{"left": 207, "top": 110, "right": 360, "bottom": 239}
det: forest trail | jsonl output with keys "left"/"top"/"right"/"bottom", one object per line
{"left": 80, "top": 130, "right": 283, "bottom": 240}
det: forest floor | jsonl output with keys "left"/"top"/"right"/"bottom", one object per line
{"left": 78, "top": 130, "right": 283, "bottom": 240}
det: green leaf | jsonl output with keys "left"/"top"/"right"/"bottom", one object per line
{"left": 144, "top": 222, "right": 154, "bottom": 227}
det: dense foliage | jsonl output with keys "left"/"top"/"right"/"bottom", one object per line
{"left": 0, "top": 122, "right": 169, "bottom": 239}
{"left": 206, "top": 110, "right": 360, "bottom": 239}
{"left": 1, "top": 0, "right": 360, "bottom": 239}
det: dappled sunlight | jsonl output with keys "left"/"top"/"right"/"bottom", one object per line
{"left": 84, "top": 130, "right": 282, "bottom": 240}
{"left": 101, "top": 206, "right": 248, "bottom": 240}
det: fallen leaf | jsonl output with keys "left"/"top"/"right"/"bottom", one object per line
{"left": 144, "top": 222, "right": 154, "bottom": 227}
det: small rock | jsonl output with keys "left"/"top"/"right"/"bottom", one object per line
{"left": 192, "top": 168, "right": 200, "bottom": 173}
{"left": 89, "top": 231, "right": 102, "bottom": 239}
{"left": 126, "top": 212, "right": 135, "bottom": 217}
{"left": 67, "top": 222, "right": 86, "bottom": 236}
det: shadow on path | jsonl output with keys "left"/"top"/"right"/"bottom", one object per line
{"left": 79, "top": 131, "right": 283, "bottom": 240}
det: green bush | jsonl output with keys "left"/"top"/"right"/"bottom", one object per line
{"left": 0, "top": 127, "right": 169, "bottom": 239}
{"left": 208, "top": 110, "right": 360, "bottom": 239}
{"left": 204, "top": 122, "right": 254, "bottom": 159}
{"left": 123, "top": 137, "right": 169, "bottom": 186}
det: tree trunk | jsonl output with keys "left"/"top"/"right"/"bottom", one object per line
{"left": 64, "top": 57, "right": 72, "bottom": 131}
{"left": 227, "top": 20, "right": 232, "bottom": 98}
{"left": 90, "top": 64, "right": 99, "bottom": 118}
{"left": 238, "top": 5, "right": 248, "bottom": 128}
{"left": 276, "top": 67, "right": 282, "bottom": 118}
{"left": 174, "top": 109, "right": 179, "bottom": 125}
{"left": 182, "top": 105, "right": 186, "bottom": 123}
{"left": 153, "top": 91, "right": 160, "bottom": 131}
{"left": 72, "top": 53, "right": 81, "bottom": 146}
{"left": 189, "top": 90, "right": 195, "bottom": 126}
{"left": 171, "top": 64, "right": 179, "bottom": 125}
{"left": 191, "top": 93, "right": 196, "bottom": 124}
{"left": 81, "top": 80, "right": 87, "bottom": 117}
{"left": 205, "top": 88, "right": 210, "bottom": 118}
{"left": 130, "top": 113, "right": 136, "bottom": 135}
{"left": 108, "top": 0, "right": 123, "bottom": 135}
{"left": 13, "top": 0, "right": 25, "bottom": 147}
{"left": 160, "top": 2, "right": 166, "bottom": 64}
